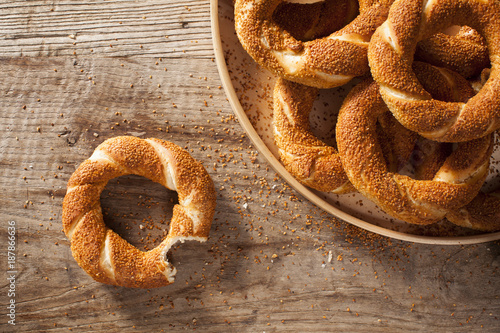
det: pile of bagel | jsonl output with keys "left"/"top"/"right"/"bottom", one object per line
{"left": 234, "top": 0, "right": 500, "bottom": 231}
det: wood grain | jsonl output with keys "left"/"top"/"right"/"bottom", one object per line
{"left": 0, "top": 1, "right": 499, "bottom": 332}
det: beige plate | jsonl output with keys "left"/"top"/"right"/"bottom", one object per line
{"left": 210, "top": 0, "right": 500, "bottom": 245}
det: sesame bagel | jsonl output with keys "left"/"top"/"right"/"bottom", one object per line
{"left": 62, "top": 136, "right": 216, "bottom": 288}
{"left": 273, "top": 77, "right": 417, "bottom": 193}
{"left": 336, "top": 74, "right": 493, "bottom": 225}
{"left": 368, "top": 0, "right": 500, "bottom": 142}
{"left": 234, "top": 0, "right": 389, "bottom": 88}
{"left": 273, "top": 77, "right": 353, "bottom": 193}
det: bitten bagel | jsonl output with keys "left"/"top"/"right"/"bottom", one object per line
{"left": 62, "top": 136, "right": 216, "bottom": 288}
{"left": 235, "top": 0, "right": 389, "bottom": 88}
{"left": 368, "top": 0, "right": 500, "bottom": 142}
{"left": 336, "top": 70, "right": 493, "bottom": 225}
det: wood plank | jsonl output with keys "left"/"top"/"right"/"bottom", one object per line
{"left": 0, "top": 0, "right": 499, "bottom": 332}
{"left": 0, "top": 0, "right": 213, "bottom": 58}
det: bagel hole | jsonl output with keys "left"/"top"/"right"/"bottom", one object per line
{"left": 100, "top": 175, "right": 178, "bottom": 251}
{"left": 309, "top": 84, "right": 354, "bottom": 148}
{"left": 403, "top": 140, "right": 454, "bottom": 180}
{"left": 273, "top": 0, "right": 359, "bottom": 41}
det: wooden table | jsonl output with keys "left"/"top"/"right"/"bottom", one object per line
{"left": 1, "top": 1, "right": 499, "bottom": 331}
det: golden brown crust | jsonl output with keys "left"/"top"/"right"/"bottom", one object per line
{"left": 411, "top": 136, "right": 500, "bottom": 231}
{"left": 367, "top": 0, "right": 500, "bottom": 142}
{"left": 336, "top": 63, "right": 493, "bottom": 225}
{"left": 235, "top": 0, "right": 388, "bottom": 88}
{"left": 62, "top": 136, "right": 216, "bottom": 288}
{"left": 415, "top": 26, "right": 490, "bottom": 79}
{"left": 70, "top": 209, "right": 114, "bottom": 285}
{"left": 358, "top": 0, "right": 394, "bottom": 12}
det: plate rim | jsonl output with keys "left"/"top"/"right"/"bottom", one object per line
{"left": 209, "top": 0, "right": 500, "bottom": 245}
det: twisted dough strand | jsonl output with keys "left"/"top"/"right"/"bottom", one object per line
{"left": 235, "top": 0, "right": 389, "bottom": 88}
{"left": 359, "top": 1, "right": 489, "bottom": 78}
{"left": 415, "top": 25, "right": 490, "bottom": 79}
{"left": 336, "top": 63, "right": 493, "bottom": 225}
{"left": 273, "top": 78, "right": 352, "bottom": 193}
{"left": 402, "top": 134, "right": 499, "bottom": 231}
